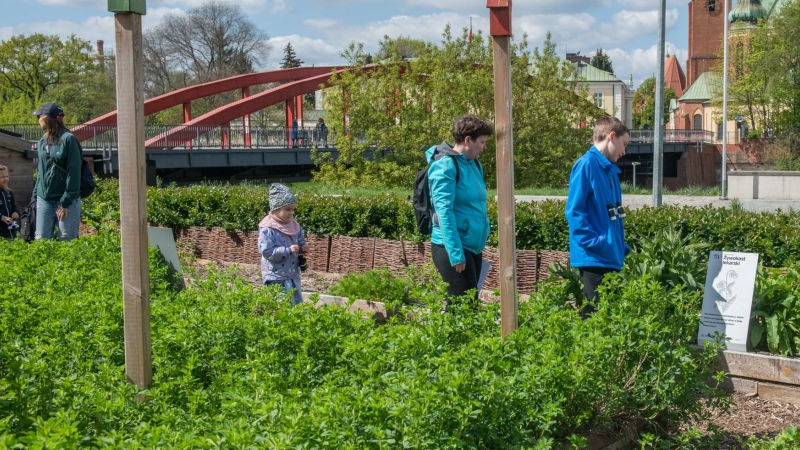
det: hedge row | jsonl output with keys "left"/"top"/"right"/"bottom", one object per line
{"left": 83, "top": 179, "right": 800, "bottom": 267}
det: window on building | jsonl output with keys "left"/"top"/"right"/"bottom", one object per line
{"left": 593, "top": 92, "right": 604, "bottom": 108}
{"left": 693, "top": 114, "right": 703, "bottom": 130}
{"left": 707, "top": 0, "right": 716, "bottom": 12}
{"left": 717, "top": 122, "right": 723, "bottom": 139}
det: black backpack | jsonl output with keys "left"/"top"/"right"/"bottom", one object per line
{"left": 18, "top": 190, "right": 36, "bottom": 242}
{"left": 413, "top": 148, "right": 460, "bottom": 235}
{"left": 79, "top": 156, "right": 96, "bottom": 199}
{"left": 51, "top": 136, "right": 95, "bottom": 199}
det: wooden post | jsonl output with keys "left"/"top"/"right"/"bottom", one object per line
{"left": 488, "top": 0, "right": 517, "bottom": 336}
{"left": 112, "top": 4, "right": 152, "bottom": 388}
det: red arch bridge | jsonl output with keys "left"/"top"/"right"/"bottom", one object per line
{"left": 1, "top": 64, "right": 709, "bottom": 183}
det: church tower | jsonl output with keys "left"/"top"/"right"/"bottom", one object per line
{"left": 687, "top": 0, "right": 732, "bottom": 86}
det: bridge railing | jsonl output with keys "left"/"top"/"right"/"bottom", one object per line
{"left": 0, "top": 124, "right": 337, "bottom": 150}
{"left": 5, "top": 124, "right": 718, "bottom": 149}
{"left": 629, "top": 129, "right": 715, "bottom": 144}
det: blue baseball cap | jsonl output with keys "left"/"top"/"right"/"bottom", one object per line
{"left": 33, "top": 102, "right": 64, "bottom": 118}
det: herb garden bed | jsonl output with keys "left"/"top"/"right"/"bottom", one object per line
{"left": 168, "top": 226, "right": 800, "bottom": 405}
{"left": 2, "top": 233, "right": 731, "bottom": 447}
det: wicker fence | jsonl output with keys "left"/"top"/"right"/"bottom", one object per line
{"left": 174, "top": 227, "right": 570, "bottom": 293}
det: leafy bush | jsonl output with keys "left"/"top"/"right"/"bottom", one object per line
{"left": 329, "top": 265, "right": 448, "bottom": 310}
{"left": 0, "top": 233, "right": 725, "bottom": 447}
{"left": 623, "top": 227, "right": 709, "bottom": 292}
{"left": 747, "top": 427, "right": 800, "bottom": 449}
{"left": 329, "top": 268, "right": 416, "bottom": 307}
{"left": 750, "top": 265, "right": 800, "bottom": 355}
{"left": 548, "top": 226, "right": 716, "bottom": 341}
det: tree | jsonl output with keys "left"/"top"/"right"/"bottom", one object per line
{"left": 280, "top": 43, "right": 303, "bottom": 69}
{"left": 513, "top": 33, "right": 600, "bottom": 186}
{"left": 710, "top": 0, "right": 800, "bottom": 151}
{"left": 591, "top": 48, "right": 614, "bottom": 74}
{"left": 633, "top": 77, "right": 676, "bottom": 129}
{"left": 0, "top": 34, "right": 112, "bottom": 123}
{"left": 375, "top": 35, "right": 430, "bottom": 61}
{"left": 318, "top": 27, "right": 599, "bottom": 188}
{"left": 768, "top": 0, "right": 800, "bottom": 147}
{"left": 340, "top": 42, "right": 372, "bottom": 66}
{"left": 142, "top": 0, "right": 270, "bottom": 97}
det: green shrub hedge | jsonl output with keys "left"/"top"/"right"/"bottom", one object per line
{"left": 84, "top": 180, "right": 800, "bottom": 267}
{"left": 0, "top": 233, "right": 724, "bottom": 447}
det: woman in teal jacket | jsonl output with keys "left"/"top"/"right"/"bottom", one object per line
{"left": 428, "top": 114, "right": 494, "bottom": 301}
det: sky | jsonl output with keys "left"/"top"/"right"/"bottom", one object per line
{"left": 0, "top": 0, "right": 696, "bottom": 88}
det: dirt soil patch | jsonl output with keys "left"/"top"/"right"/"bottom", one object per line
{"left": 684, "top": 393, "right": 800, "bottom": 448}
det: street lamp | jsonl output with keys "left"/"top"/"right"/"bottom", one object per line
{"left": 653, "top": 0, "right": 666, "bottom": 206}
{"left": 721, "top": 0, "right": 730, "bottom": 199}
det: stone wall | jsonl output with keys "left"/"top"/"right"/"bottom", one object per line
{"left": 728, "top": 171, "right": 800, "bottom": 200}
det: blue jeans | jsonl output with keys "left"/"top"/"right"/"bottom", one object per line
{"left": 265, "top": 278, "right": 304, "bottom": 305}
{"left": 36, "top": 197, "right": 81, "bottom": 241}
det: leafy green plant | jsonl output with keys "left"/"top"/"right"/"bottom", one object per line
{"left": 329, "top": 268, "right": 414, "bottom": 308}
{"left": 750, "top": 265, "right": 800, "bottom": 355}
{"left": 623, "top": 226, "right": 709, "bottom": 293}
{"left": 329, "top": 265, "right": 449, "bottom": 310}
{"left": 747, "top": 427, "right": 800, "bottom": 449}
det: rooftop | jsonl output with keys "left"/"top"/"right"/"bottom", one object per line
{"left": 664, "top": 55, "right": 686, "bottom": 97}
{"left": 678, "top": 71, "right": 720, "bottom": 102}
{"left": 569, "top": 62, "right": 621, "bottom": 83}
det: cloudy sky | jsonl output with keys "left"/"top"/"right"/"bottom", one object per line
{"left": 0, "top": 0, "right": 695, "bottom": 87}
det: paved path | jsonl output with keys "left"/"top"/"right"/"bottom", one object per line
{"left": 515, "top": 195, "right": 800, "bottom": 212}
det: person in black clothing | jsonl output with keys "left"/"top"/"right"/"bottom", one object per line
{"left": 315, "top": 117, "right": 328, "bottom": 148}
{"left": 0, "top": 164, "right": 20, "bottom": 240}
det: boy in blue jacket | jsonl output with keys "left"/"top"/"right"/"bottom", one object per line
{"left": 565, "top": 116, "right": 631, "bottom": 316}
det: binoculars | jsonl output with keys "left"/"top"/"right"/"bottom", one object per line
{"left": 606, "top": 203, "right": 626, "bottom": 221}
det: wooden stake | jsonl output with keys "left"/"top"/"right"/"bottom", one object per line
{"left": 492, "top": 35, "right": 518, "bottom": 337}
{"left": 115, "top": 12, "right": 152, "bottom": 388}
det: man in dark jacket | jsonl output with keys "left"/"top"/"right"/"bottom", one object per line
{"left": 565, "top": 116, "right": 631, "bottom": 316}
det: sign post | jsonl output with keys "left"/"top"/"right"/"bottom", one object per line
{"left": 698, "top": 251, "right": 759, "bottom": 352}
{"left": 487, "top": 0, "right": 518, "bottom": 336}
{"left": 109, "top": 0, "right": 152, "bottom": 388}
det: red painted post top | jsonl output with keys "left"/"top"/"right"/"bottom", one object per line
{"left": 487, "top": 0, "right": 512, "bottom": 36}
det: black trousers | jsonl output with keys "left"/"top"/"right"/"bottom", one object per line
{"left": 578, "top": 266, "right": 617, "bottom": 317}
{"left": 431, "top": 243, "right": 483, "bottom": 298}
